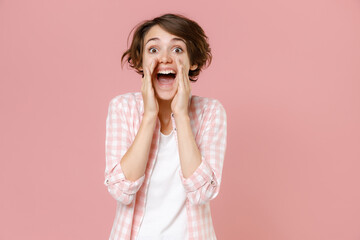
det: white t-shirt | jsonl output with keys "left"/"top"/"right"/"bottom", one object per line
{"left": 136, "top": 129, "right": 188, "bottom": 240}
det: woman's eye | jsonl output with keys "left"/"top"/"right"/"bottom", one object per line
{"left": 149, "top": 48, "right": 157, "bottom": 53}
{"left": 174, "top": 47, "right": 183, "bottom": 53}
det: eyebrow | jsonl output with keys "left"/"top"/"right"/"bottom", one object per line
{"left": 145, "top": 37, "right": 186, "bottom": 46}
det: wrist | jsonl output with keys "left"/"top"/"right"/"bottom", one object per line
{"left": 142, "top": 113, "right": 158, "bottom": 123}
{"left": 173, "top": 112, "right": 190, "bottom": 121}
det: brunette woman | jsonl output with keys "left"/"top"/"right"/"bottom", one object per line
{"left": 104, "top": 13, "right": 227, "bottom": 240}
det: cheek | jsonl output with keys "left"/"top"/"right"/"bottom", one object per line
{"left": 178, "top": 57, "right": 190, "bottom": 70}
{"left": 142, "top": 53, "right": 154, "bottom": 64}
{"left": 142, "top": 56, "right": 151, "bottom": 66}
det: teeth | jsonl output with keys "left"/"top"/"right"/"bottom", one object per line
{"left": 158, "top": 70, "right": 176, "bottom": 74}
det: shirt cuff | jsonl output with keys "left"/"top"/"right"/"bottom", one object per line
{"left": 179, "top": 156, "right": 217, "bottom": 192}
{"left": 104, "top": 165, "right": 145, "bottom": 195}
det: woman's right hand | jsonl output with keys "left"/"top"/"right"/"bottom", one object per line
{"left": 141, "top": 59, "right": 159, "bottom": 118}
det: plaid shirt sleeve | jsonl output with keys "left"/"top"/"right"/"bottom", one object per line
{"left": 104, "top": 97, "right": 145, "bottom": 205}
{"left": 179, "top": 99, "right": 227, "bottom": 205}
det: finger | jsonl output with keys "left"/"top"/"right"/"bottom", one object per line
{"left": 149, "top": 59, "right": 158, "bottom": 82}
{"left": 144, "top": 60, "right": 153, "bottom": 78}
{"left": 175, "top": 58, "right": 181, "bottom": 88}
{"left": 143, "top": 63, "right": 149, "bottom": 80}
{"left": 143, "top": 66, "right": 150, "bottom": 91}
{"left": 144, "top": 60, "right": 155, "bottom": 92}
{"left": 187, "top": 68, "right": 192, "bottom": 92}
{"left": 177, "top": 58, "right": 185, "bottom": 91}
{"left": 174, "top": 58, "right": 181, "bottom": 90}
{"left": 183, "top": 64, "right": 190, "bottom": 91}
{"left": 180, "top": 59, "right": 190, "bottom": 92}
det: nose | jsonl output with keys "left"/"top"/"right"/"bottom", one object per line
{"left": 158, "top": 51, "right": 173, "bottom": 64}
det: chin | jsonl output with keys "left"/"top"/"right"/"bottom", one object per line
{"left": 155, "top": 89, "right": 176, "bottom": 101}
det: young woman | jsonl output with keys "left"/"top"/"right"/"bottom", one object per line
{"left": 104, "top": 13, "right": 227, "bottom": 240}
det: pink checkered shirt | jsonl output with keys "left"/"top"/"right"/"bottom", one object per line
{"left": 104, "top": 92, "right": 227, "bottom": 240}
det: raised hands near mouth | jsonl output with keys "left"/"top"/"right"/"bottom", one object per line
{"left": 171, "top": 58, "right": 191, "bottom": 117}
{"left": 141, "top": 58, "right": 159, "bottom": 118}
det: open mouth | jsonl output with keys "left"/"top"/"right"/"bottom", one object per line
{"left": 156, "top": 73, "right": 176, "bottom": 85}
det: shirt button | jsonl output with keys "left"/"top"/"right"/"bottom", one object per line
{"left": 171, "top": 113, "right": 174, "bottom": 117}
{"left": 210, "top": 180, "right": 216, "bottom": 186}
{"left": 106, "top": 179, "right": 109, "bottom": 184}
{"left": 174, "top": 127, "right": 177, "bottom": 131}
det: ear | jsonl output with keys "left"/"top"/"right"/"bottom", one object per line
{"left": 190, "top": 64, "right": 198, "bottom": 71}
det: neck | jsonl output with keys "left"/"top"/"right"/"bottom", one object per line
{"left": 156, "top": 97, "right": 173, "bottom": 132}
{"left": 157, "top": 97, "right": 172, "bottom": 119}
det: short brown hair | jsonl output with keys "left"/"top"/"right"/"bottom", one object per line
{"left": 121, "top": 13, "right": 212, "bottom": 82}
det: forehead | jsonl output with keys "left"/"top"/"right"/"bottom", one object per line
{"left": 144, "top": 25, "right": 186, "bottom": 45}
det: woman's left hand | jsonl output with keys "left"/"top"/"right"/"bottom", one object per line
{"left": 171, "top": 58, "right": 191, "bottom": 116}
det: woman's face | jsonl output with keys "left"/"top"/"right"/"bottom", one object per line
{"left": 141, "top": 25, "right": 197, "bottom": 101}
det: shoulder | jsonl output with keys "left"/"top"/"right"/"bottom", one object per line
{"left": 191, "top": 94, "right": 226, "bottom": 117}
{"left": 191, "top": 95, "right": 227, "bottom": 134}
{"left": 108, "top": 92, "right": 143, "bottom": 110}
{"left": 109, "top": 92, "right": 141, "bottom": 104}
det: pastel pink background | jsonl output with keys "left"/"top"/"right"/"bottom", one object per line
{"left": 1, "top": 0, "right": 359, "bottom": 239}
